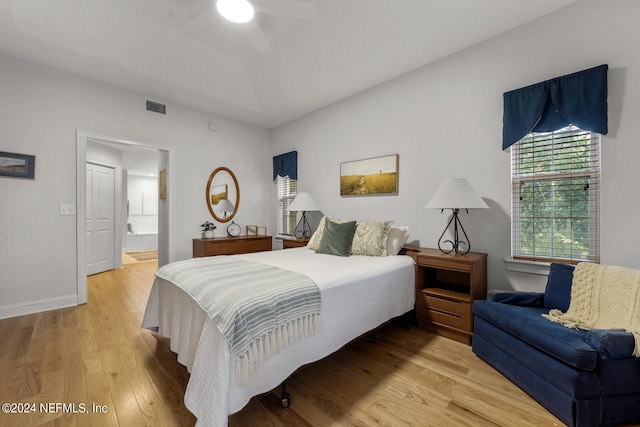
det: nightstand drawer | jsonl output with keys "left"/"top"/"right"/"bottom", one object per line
{"left": 421, "top": 294, "right": 471, "bottom": 316}
{"left": 416, "top": 256, "right": 471, "bottom": 273}
{"left": 282, "top": 238, "right": 309, "bottom": 249}
{"left": 419, "top": 308, "right": 472, "bottom": 331}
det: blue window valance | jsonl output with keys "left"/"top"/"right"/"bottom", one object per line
{"left": 273, "top": 151, "right": 298, "bottom": 180}
{"left": 502, "top": 64, "right": 608, "bottom": 150}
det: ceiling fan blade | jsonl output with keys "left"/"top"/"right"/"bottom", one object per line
{"left": 253, "top": 0, "right": 317, "bottom": 19}
{"left": 244, "top": 20, "right": 271, "bottom": 53}
{"left": 175, "top": 0, "right": 216, "bottom": 28}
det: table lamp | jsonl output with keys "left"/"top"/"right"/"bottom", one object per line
{"left": 424, "top": 178, "right": 489, "bottom": 255}
{"left": 288, "top": 192, "right": 320, "bottom": 238}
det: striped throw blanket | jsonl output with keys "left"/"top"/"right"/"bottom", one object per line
{"left": 156, "top": 256, "right": 322, "bottom": 385}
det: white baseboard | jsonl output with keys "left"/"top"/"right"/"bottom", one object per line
{"left": 0, "top": 295, "right": 78, "bottom": 320}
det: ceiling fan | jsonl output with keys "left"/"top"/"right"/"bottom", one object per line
{"left": 214, "top": 0, "right": 317, "bottom": 53}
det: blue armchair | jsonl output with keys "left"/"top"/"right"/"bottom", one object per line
{"left": 473, "top": 263, "right": 640, "bottom": 427}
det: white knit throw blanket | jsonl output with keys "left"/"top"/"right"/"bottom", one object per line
{"left": 543, "top": 262, "right": 640, "bottom": 357}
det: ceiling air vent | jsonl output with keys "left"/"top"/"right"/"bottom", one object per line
{"left": 146, "top": 100, "right": 166, "bottom": 115}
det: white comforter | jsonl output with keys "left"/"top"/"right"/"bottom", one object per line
{"left": 142, "top": 248, "right": 415, "bottom": 427}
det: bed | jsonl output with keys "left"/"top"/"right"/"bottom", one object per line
{"left": 142, "top": 232, "right": 415, "bottom": 426}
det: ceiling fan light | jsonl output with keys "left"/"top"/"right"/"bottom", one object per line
{"left": 217, "top": 0, "right": 255, "bottom": 24}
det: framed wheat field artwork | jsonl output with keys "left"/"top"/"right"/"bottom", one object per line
{"left": 340, "top": 154, "right": 398, "bottom": 196}
{"left": 0, "top": 151, "right": 35, "bottom": 179}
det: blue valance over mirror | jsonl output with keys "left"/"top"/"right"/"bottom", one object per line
{"left": 502, "top": 64, "right": 608, "bottom": 150}
{"left": 273, "top": 150, "right": 298, "bottom": 180}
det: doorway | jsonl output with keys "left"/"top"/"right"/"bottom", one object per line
{"left": 76, "top": 130, "right": 173, "bottom": 304}
{"left": 86, "top": 162, "right": 116, "bottom": 275}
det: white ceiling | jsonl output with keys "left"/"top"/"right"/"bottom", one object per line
{"left": 0, "top": 0, "right": 581, "bottom": 129}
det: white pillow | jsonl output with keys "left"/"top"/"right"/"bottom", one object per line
{"left": 386, "top": 226, "right": 409, "bottom": 255}
{"left": 308, "top": 216, "right": 332, "bottom": 250}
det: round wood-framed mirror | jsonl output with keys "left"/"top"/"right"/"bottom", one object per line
{"left": 206, "top": 167, "right": 240, "bottom": 223}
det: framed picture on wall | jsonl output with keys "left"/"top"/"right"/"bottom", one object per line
{"left": 159, "top": 169, "right": 167, "bottom": 200}
{"left": 0, "top": 151, "right": 35, "bottom": 179}
{"left": 340, "top": 154, "right": 398, "bottom": 196}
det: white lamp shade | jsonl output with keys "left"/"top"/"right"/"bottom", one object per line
{"left": 216, "top": 0, "right": 254, "bottom": 23}
{"left": 216, "top": 198, "right": 235, "bottom": 213}
{"left": 288, "top": 192, "right": 319, "bottom": 212}
{"left": 424, "top": 178, "right": 489, "bottom": 210}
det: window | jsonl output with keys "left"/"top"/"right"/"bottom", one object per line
{"left": 276, "top": 175, "right": 297, "bottom": 236}
{"left": 511, "top": 125, "right": 600, "bottom": 263}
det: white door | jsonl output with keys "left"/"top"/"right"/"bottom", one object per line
{"left": 86, "top": 163, "right": 115, "bottom": 275}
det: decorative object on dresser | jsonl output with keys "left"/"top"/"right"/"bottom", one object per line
{"left": 193, "top": 235, "right": 272, "bottom": 257}
{"left": 414, "top": 248, "right": 487, "bottom": 345}
{"left": 226, "top": 221, "right": 241, "bottom": 237}
{"left": 282, "top": 238, "right": 309, "bottom": 249}
{"left": 424, "top": 178, "right": 489, "bottom": 255}
{"left": 287, "top": 192, "right": 320, "bottom": 238}
{"left": 246, "top": 225, "right": 267, "bottom": 236}
{"left": 200, "top": 221, "right": 217, "bottom": 239}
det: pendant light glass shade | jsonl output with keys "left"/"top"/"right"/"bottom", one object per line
{"left": 216, "top": 0, "right": 255, "bottom": 23}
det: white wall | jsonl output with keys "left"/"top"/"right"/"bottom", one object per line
{"left": 270, "top": 0, "right": 640, "bottom": 292}
{"left": 127, "top": 174, "right": 159, "bottom": 235}
{"left": 0, "top": 53, "right": 271, "bottom": 319}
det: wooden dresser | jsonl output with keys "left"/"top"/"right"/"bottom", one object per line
{"left": 192, "top": 236, "right": 272, "bottom": 257}
{"left": 413, "top": 248, "right": 487, "bottom": 345}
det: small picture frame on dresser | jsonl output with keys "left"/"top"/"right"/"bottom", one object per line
{"left": 246, "top": 225, "right": 257, "bottom": 236}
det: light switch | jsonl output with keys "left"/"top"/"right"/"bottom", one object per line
{"left": 59, "top": 204, "right": 75, "bottom": 216}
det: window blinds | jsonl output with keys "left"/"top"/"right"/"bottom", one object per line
{"left": 276, "top": 175, "right": 297, "bottom": 236}
{"left": 511, "top": 125, "right": 600, "bottom": 262}
{"left": 273, "top": 150, "right": 298, "bottom": 236}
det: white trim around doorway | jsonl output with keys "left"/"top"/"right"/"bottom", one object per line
{"left": 76, "top": 129, "right": 175, "bottom": 305}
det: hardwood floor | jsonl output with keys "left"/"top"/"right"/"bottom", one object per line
{"left": 0, "top": 261, "right": 564, "bottom": 427}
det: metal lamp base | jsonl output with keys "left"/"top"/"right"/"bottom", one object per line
{"left": 437, "top": 208, "right": 471, "bottom": 255}
{"left": 294, "top": 211, "right": 311, "bottom": 239}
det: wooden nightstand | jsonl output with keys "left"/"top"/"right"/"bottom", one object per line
{"left": 282, "top": 238, "right": 309, "bottom": 249}
{"left": 193, "top": 235, "right": 272, "bottom": 257}
{"left": 413, "top": 248, "right": 487, "bottom": 345}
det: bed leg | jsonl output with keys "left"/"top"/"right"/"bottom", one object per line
{"left": 400, "top": 310, "right": 413, "bottom": 329}
{"left": 281, "top": 381, "right": 291, "bottom": 408}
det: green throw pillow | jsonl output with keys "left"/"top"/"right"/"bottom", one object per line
{"left": 316, "top": 219, "right": 357, "bottom": 256}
